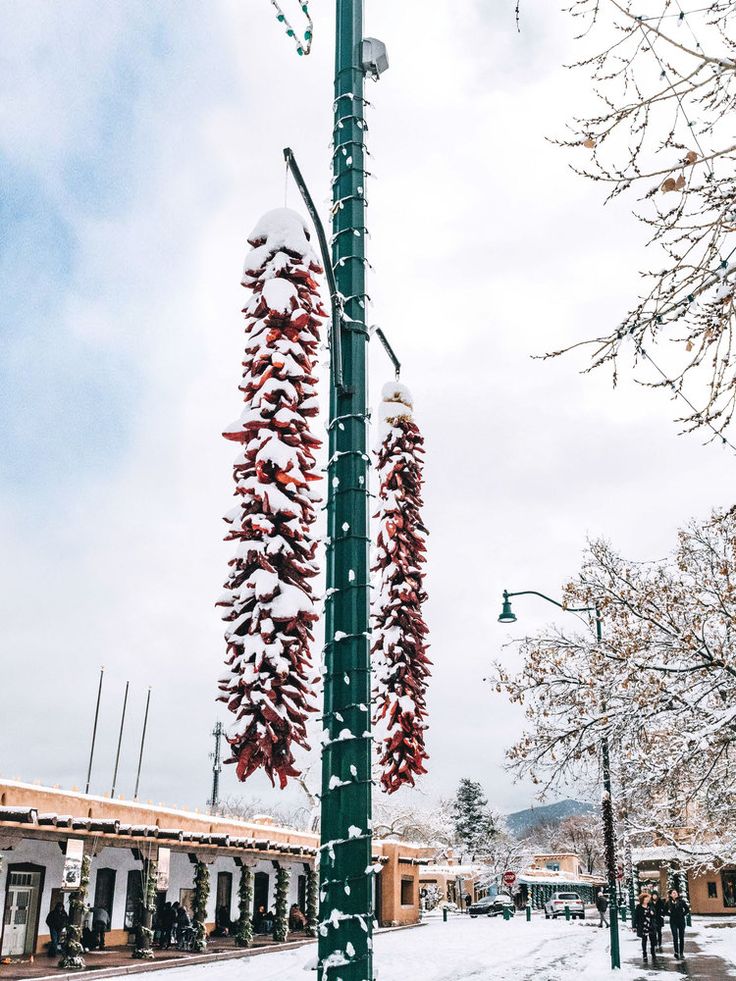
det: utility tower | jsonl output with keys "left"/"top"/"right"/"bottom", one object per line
{"left": 208, "top": 721, "right": 223, "bottom": 813}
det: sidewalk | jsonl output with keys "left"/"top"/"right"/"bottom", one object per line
{"left": 622, "top": 923, "right": 736, "bottom": 980}
{"left": 0, "top": 933, "right": 313, "bottom": 981}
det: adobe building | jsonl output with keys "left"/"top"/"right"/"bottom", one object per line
{"left": 633, "top": 844, "right": 736, "bottom": 916}
{"left": 0, "top": 779, "right": 423, "bottom": 961}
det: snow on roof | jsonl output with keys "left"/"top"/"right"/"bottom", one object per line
{"left": 420, "top": 864, "right": 484, "bottom": 877}
{"left": 632, "top": 843, "right": 718, "bottom": 863}
{"left": 0, "top": 778, "right": 311, "bottom": 840}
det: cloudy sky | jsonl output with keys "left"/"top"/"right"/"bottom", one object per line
{"left": 1, "top": 0, "right": 731, "bottom": 819}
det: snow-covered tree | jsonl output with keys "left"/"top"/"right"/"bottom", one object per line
{"left": 543, "top": 1, "right": 736, "bottom": 438}
{"left": 372, "top": 382, "right": 431, "bottom": 793}
{"left": 520, "top": 815, "right": 602, "bottom": 875}
{"left": 451, "top": 779, "right": 497, "bottom": 862}
{"left": 372, "top": 795, "right": 455, "bottom": 847}
{"left": 218, "top": 208, "right": 325, "bottom": 789}
{"left": 493, "top": 507, "right": 736, "bottom": 867}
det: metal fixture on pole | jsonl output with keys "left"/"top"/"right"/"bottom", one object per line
{"left": 498, "top": 590, "right": 621, "bottom": 970}
{"left": 85, "top": 666, "right": 104, "bottom": 795}
{"left": 110, "top": 681, "right": 129, "bottom": 799}
{"left": 133, "top": 687, "right": 151, "bottom": 800}
{"left": 208, "top": 721, "right": 224, "bottom": 814}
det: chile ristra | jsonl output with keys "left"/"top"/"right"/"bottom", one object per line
{"left": 372, "top": 382, "right": 431, "bottom": 793}
{"left": 218, "top": 208, "right": 324, "bottom": 789}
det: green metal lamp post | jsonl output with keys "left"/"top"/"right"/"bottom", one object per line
{"left": 498, "top": 590, "right": 622, "bottom": 970}
{"left": 319, "top": 1, "right": 374, "bottom": 978}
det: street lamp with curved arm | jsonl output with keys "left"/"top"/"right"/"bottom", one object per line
{"left": 497, "top": 587, "right": 619, "bottom": 970}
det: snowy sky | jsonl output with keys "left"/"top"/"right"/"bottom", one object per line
{"left": 1, "top": 0, "right": 732, "bottom": 819}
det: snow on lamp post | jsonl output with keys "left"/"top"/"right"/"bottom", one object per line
{"left": 497, "top": 590, "right": 622, "bottom": 970}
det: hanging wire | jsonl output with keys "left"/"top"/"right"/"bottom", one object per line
{"left": 268, "top": 0, "right": 314, "bottom": 56}
{"left": 634, "top": 342, "right": 736, "bottom": 454}
{"left": 632, "top": 5, "right": 716, "bottom": 178}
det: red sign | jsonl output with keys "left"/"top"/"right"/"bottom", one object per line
{"left": 616, "top": 864, "right": 624, "bottom": 882}
{"left": 502, "top": 870, "right": 517, "bottom": 887}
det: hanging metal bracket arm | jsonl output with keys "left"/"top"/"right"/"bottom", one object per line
{"left": 373, "top": 325, "right": 401, "bottom": 379}
{"left": 283, "top": 147, "right": 345, "bottom": 392}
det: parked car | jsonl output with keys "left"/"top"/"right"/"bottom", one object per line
{"left": 544, "top": 891, "right": 585, "bottom": 920}
{"left": 469, "top": 894, "right": 516, "bottom": 918}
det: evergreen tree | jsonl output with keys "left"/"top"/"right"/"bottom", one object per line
{"left": 451, "top": 778, "right": 497, "bottom": 861}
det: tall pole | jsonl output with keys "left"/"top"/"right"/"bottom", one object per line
{"left": 598, "top": 603, "right": 621, "bottom": 969}
{"left": 500, "top": 592, "right": 620, "bottom": 969}
{"left": 319, "top": 1, "right": 373, "bottom": 978}
{"left": 85, "top": 666, "right": 104, "bottom": 795}
{"left": 110, "top": 681, "right": 129, "bottom": 799}
{"left": 133, "top": 687, "right": 151, "bottom": 800}
{"left": 208, "top": 721, "right": 224, "bottom": 813}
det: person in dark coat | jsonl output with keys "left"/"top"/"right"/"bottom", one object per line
{"left": 650, "top": 889, "right": 665, "bottom": 951}
{"left": 175, "top": 903, "right": 191, "bottom": 947}
{"left": 667, "top": 888, "right": 690, "bottom": 960}
{"left": 633, "top": 892, "right": 658, "bottom": 962}
{"left": 46, "top": 902, "right": 68, "bottom": 956}
{"left": 159, "top": 902, "right": 175, "bottom": 949}
{"left": 595, "top": 889, "right": 609, "bottom": 928}
{"left": 289, "top": 903, "right": 307, "bottom": 931}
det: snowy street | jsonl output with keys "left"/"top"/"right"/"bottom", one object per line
{"left": 119, "top": 915, "right": 736, "bottom": 981}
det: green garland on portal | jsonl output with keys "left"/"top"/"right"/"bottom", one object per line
{"left": 133, "top": 858, "right": 157, "bottom": 960}
{"left": 305, "top": 867, "right": 318, "bottom": 937}
{"left": 273, "top": 864, "right": 290, "bottom": 943}
{"left": 58, "top": 855, "right": 91, "bottom": 970}
{"left": 234, "top": 865, "right": 254, "bottom": 948}
{"left": 192, "top": 861, "right": 210, "bottom": 952}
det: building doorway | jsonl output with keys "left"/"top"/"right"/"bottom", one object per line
{"left": 253, "top": 872, "right": 269, "bottom": 914}
{"left": 1, "top": 866, "right": 44, "bottom": 957}
{"left": 93, "top": 868, "right": 116, "bottom": 922}
{"left": 216, "top": 872, "right": 233, "bottom": 922}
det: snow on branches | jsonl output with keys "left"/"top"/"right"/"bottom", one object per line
{"left": 372, "top": 382, "right": 430, "bottom": 793}
{"left": 492, "top": 507, "right": 736, "bottom": 868}
{"left": 218, "top": 208, "right": 325, "bottom": 790}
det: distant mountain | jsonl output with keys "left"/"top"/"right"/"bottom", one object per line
{"left": 504, "top": 799, "right": 596, "bottom": 837}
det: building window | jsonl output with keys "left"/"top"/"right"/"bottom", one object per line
{"left": 545, "top": 862, "right": 560, "bottom": 872}
{"left": 400, "top": 878, "right": 414, "bottom": 907}
{"left": 708, "top": 881, "right": 718, "bottom": 899}
{"left": 124, "top": 870, "right": 143, "bottom": 931}
{"left": 297, "top": 875, "right": 307, "bottom": 913}
{"left": 722, "top": 872, "right": 736, "bottom": 908}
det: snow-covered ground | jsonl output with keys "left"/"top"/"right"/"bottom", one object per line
{"left": 120, "top": 914, "right": 736, "bottom": 981}
{"left": 120, "top": 914, "right": 647, "bottom": 981}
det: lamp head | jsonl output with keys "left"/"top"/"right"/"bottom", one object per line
{"left": 498, "top": 591, "right": 517, "bottom": 624}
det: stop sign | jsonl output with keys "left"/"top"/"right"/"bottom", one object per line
{"left": 502, "top": 870, "right": 517, "bottom": 887}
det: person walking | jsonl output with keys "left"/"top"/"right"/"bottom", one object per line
{"left": 464, "top": 894, "right": 472, "bottom": 915}
{"left": 633, "top": 892, "right": 658, "bottom": 963}
{"left": 650, "top": 889, "right": 665, "bottom": 952}
{"left": 667, "top": 888, "right": 690, "bottom": 960}
{"left": 92, "top": 906, "right": 110, "bottom": 949}
{"left": 595, "top": 889, "right": 609, "bottom": 928}
{"left": 46, "top": 901, "right": 68, "bottom": 957}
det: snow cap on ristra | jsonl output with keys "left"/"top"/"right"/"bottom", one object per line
{"left": 378, "top": 381, "right": 414, "bottom": 440}
{"left": 218, "top": 207, "right": 324, "bottom": 790}
{"left": 242, "top": 208, "right": 322, "bottom": 286}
